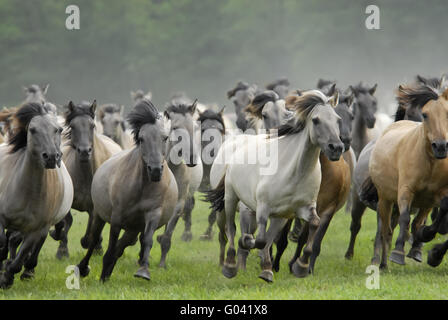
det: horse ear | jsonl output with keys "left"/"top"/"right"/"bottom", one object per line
{"left": 329, "top": 91, "right": 339, "bottom": 107}
{"left": 416, "top": 75, "right": 426, "bottom": 84}
{"left": 327, "top": 83, "right": 337, "bottom": 97}
{"left": 296, "top": 89, "right": 303, "bottom": 96}
{"left": 42, "top": 84, "right": 49, "bottom": 96}
{"left": 347, "top": 93, "right": 354, "bottom": 107}
{"left": 369, "top": 83, "right": 377, "bottom": 95}
{"left": 189, "top": 99, "right": 198, "bottom": 114}
{"left": 146, "top": 91, "right": 153, "bottom": 100}
{"left": 91, "top": 100, "right": 97, "bottom": 114}
{"left": 120, "top": 105, "right": 125, "bottom": 116}
{"left": 67, "top": 101, "right": 75, "bottom": 113}
{"left": 164, "top": 110, "right": 170, "bottom": 119}
{"left": 218, "top": 105, "right": 226, "bottom": 115}
{"left": 442, "top": 87, "right": 448, "bottom": 101}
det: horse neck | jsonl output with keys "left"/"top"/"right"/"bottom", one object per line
{"left": 278, "top": 127, "right": 321, "bottom": 180}
{"left": 352, "top": 106, "right": 369, "bottom": 157}
{"left": 13, "top": 150, "right": 48, "bottom": 197}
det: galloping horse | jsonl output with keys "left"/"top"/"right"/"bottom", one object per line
{"left": 363, "top": 84, "right": 448, "bottom": 269}
{"left": 227, "top": 81, "right": 259, "bottom": 132}
{"left": 156, "top": 100, "right": 202, "bottom": 247}
{"left": 77, "top": 99, "right": 178, "bottom": 281}
{"left": 0, "top": 103, "right": 73, "bottom": 288}
{"left": 207, "top": 89, "right": 343, "bottom": 281}
{"left": 50, "top": 101, "right": 122, "bottom": 259}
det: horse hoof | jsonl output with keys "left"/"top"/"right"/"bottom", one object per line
{"left": 56, "top": 247, "right": 69, "bottom": 260}
{"left": 379, "top": 262, "right": 388, "bottom": 270}
{"left": 199, "top": 233, "right": 213, "bottom": 241}
{"left": 259, "top": 270, "right": 274, "bottom": 283}
{"left": 80, "top": 237, "right": 89, "bottom": 249}
{"left": 78, "top": 265, "right": 90, "bottom": 278}
{"left": 291, "top": 260, "right": 309, "bottom": 278}
{"left": 0, "top": 273, "right": 13, "bottom": 289}
{"left": 181, "top": 231, "right": 193, "bottom": 242}
{"left": 407, "top": 247, "right": 423, "bottom": 263}
{"left": 20, "top": 269, "right": 34, "bottom": 281}
{"left": 134, "top": 267, "right": 151, "bottom": 281}
{"left": 389, "top": 250, "right": 406, "bottom": 265}
{"left": 344, "top": 251, "right": 353, "bottom": 260}
{"left": 222, "top": 263, "right": 238, "bottom": 279}
{"left": 427, "top": 246, "right": 444, "bottom": 267}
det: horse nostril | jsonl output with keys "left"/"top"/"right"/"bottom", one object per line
{"left": 42, "top": 152, "right": 49, "bottom": 160}
{"left": 329, "top": 143, "right": 335, "bottom": 151}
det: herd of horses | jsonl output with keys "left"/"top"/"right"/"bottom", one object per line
{"left": 0, "top": 74, "right": 447, "bottom": 289}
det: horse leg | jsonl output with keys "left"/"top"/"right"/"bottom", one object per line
{"left": 288, "top": 217, "right": 302, "bottom": 243}
{"left": 345, "top": 193, "right": 367, "bottom": 260}
{"left": 0, "top": 231, "right": 41, "bottom": 289}
{"left": 407, "top": 207, "right": 431, "bottom": 262}
{"left": 427, "top": 238, "right": 448, "bottom": 267}
{"left": 158, "top": 200, "right": 185, "bottom": 268}
{"left": 77, "top": 215, "right": 106, "bottom": 278}
{"left": 21, "top": 230, "right": 48, "bottom": 280}
{"left": 115, "top": 230, "right": 138, "bottom": 259}
{"left": 135, "top": 208, "right": 162, "bottom": 280}
{"left": 273, "top": 219, "right": 292, "bottom": 272}
{"left": 217, "top": 210, "right": 227, "bottom": 266}
{"left": 288, "top": 222, "right": 309, "bottom": 273}
{"left": 181, "top": 196, "right": 194, "bottom": 242}
{"left": 237, "top": 203, "right": 256, "bottom": 270}
{"left": 222, "top": 184, "right": 239, "bottom": 279}
{"left": 377, "top": 197, "right": 393, "bottom": 270}
{"left": 8, "top": 231, "right": 23, "bottom": 260}
{"left": 258, "top": 218, "right": 288, "bottom": 283}
{"left": 54, "top": 211, "right": 73, "bottom": 260}
{"left": 416, "top": 198, "right": 448, "bottom": 242}
{"left": 200, "top": 209, "right": 217, "bottom": 241}
{"left": 0, "top": 230, "right": 9, "bottom": 271}
{"left": 390, "top": 191, "right": 414, "bottom": 265}
{"left": 100, "top": 221, "right": 121, "bottom": 282}
{"left": 291, "top": 206, "right": 320, "bottom": 278}
{"left": 81, "top": 211, "right": 103, "bottom": 255}
{"left": 309, "top": 208, "right": 335, "bottom": 274}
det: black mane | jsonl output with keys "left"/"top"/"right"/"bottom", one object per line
{"left": 127, "top": 99, "right": 160, "bottom": 143}
{"left": 165, "top": 100, "right": 195, "bottom": 115}
{"left": 64, "top": 101, "right": 95, "bottom": 126}
{"left": 244, "top": 90, "right": 279, "bottom": 119}
{"left": 266, "top": 78, "right": 290, "bottom": 90}
{"left": 227, "top": 81, "right": 250, "bottom": 99}
{"left": 396, "top": 83, "right": 440, "bottom": 112}
{"left": 9, "top": 102, "right": 47, "bottom": 153}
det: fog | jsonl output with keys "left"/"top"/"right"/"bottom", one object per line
{"left": 0, "top": 0, "right": 447, "bottom": 115}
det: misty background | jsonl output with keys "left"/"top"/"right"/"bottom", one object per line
{"left": 0, "top": 0, "right": 447, "bottom": 115}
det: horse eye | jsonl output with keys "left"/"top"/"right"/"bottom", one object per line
{"left": 312, "top": 117, "right": 320, "bottom": 125}
{"left": 422, "top": 113, "right": 428, "bottom": 120}
{"left": 29, "top": 127, "right": 37, "bottom": 134}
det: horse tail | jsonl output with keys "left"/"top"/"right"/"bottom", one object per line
{"left": 359, "top": 176, "right": 378, "bottom": 209}
{"left": 203, "top": 176, "right": 225, "bottom": 212}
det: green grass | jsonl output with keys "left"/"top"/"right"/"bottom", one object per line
{"left": 1, "top": 195, "right": 448, "bottom": 300}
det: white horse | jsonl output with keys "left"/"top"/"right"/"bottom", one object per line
{"left": 207, "top": 89, "right": 344, "bottom": 280}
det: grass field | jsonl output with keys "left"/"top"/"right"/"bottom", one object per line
{"left": 1, "top": 195, "right": 448, "bottom": 300}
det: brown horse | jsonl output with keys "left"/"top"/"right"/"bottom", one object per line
{"left": 0, "top": 103, "right": 73, "bottom": 288}
{"left": 50, "top": 101, "right": 122, "bottom": 259}
{"left": 364, "top": 84, "right": 448, "bottom": 269}
{"left": 77, "top": 99, "right": 178, "bottom": 281}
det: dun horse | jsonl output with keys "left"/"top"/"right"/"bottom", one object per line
{"left": 0, "top": 103, "right": 73, "bottom": 288}
{"left": 363, "top": 84, "right": 448, "bottom": 269}
{"left": 50, "top": 101, "right": 122, "bottom": 258}
{"left": 77, "top": 99, "right": 178, "bottom": 281}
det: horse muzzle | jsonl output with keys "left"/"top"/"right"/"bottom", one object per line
{"left": 431, "top": 140, "right": 448, "bottom": 159}
{"left": 42, "top": 152, "right": 61, "bottom": 169}
{"left": 324, "top": 142, "right": 344, "bottom": 161}
{"left": 147, "top": 165, "right": 163, "bottom": 182}
{"left": 77, "top": 147, "right": 92, "bottom": 162}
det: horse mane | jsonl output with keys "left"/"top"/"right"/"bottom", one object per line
{"left": 316, "top": 79, "right": 335, "bottom": 89}
{"left": 127, "top": 99, "right": 160, "bottom": 143}
{"left": 396, "top": 82, "right": 440, "bottom": 113}
{"left": 165, "top": 100, "right": 195, "bottom": 115}
{"left": 197, "top": 109, "right": 225, "bottom": 132}
{"left": 275, "top": 90, "right": 327, "bottom": 137}
{"left": 266, "top": 78, "right": 290, "bottom": 90}
{"left": 9, "top": 102, "right": 47, "bottom": 153}
{"left": 227, "top": 81, "right": 250, "bottom": 99}
{"left": 244, "top": 90, "right": 279, "bottom": 119}
{"left": 415, "top": 75, "right": 444, "bottom": 89}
